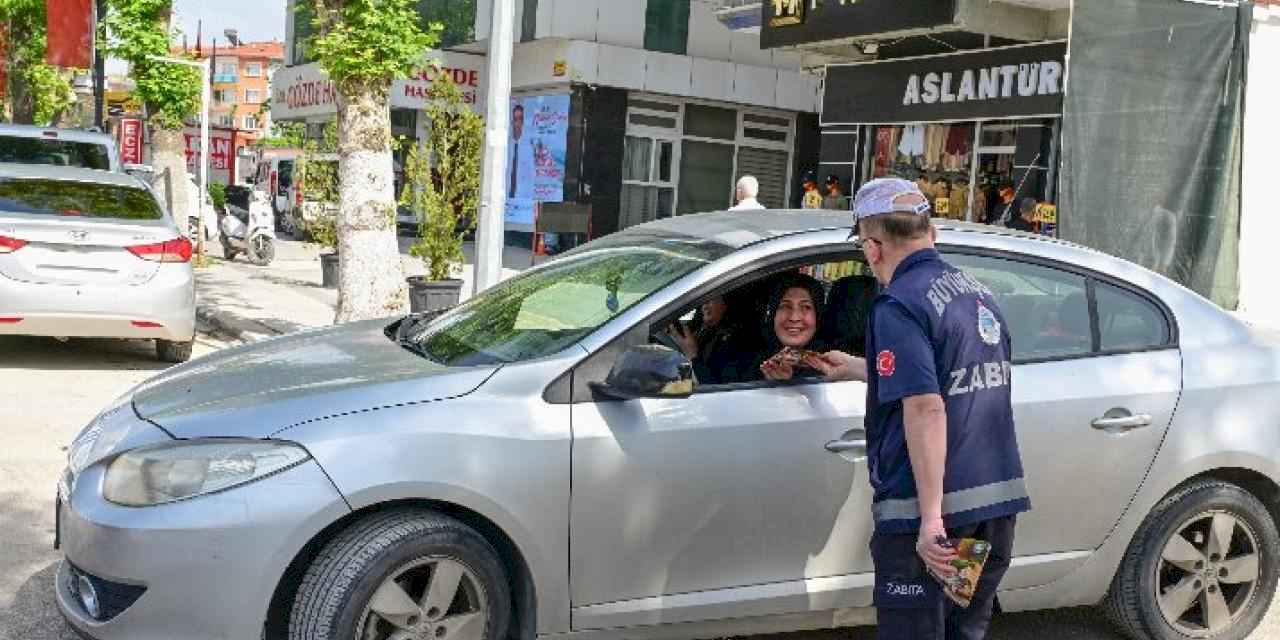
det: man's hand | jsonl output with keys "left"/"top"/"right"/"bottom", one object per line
{"left": 803, "top": 350, "right": 867, "bottom": 382}
{"left": 666, "top": 322, "right": 699, "bottom": 361}
{"left": 916, "top": 517, "right": 958, "bottom": 581}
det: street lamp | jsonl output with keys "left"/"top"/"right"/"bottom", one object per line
{"left": 473, "top": 0, "right": 516, "bottom": 294}
{"left": 148, "top": 54, "right": 211, "bottom": 260}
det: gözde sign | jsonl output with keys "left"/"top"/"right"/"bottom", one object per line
{"left": 822, "top": 41, "right": 1067, "bottom": 125}
{"left": 271, "top": 50, "right": 486, "bottom": 121}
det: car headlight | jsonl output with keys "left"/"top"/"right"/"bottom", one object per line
{"left": 103, "top": 439, "right": 311, "bottom": 507}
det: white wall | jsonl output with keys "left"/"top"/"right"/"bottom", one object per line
{"left": 1238, "top": 7, "right": 1280, "bottom": 328}
{"left": 476, "top": 0, "right": 806, "bottom": 71}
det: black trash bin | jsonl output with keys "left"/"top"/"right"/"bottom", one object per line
{"left": 320, "top": 252, "right": 339, "bottom": 289}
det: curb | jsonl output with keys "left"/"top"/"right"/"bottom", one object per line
{"left": 195, "top": 304, "right": 280, "bottom": 345}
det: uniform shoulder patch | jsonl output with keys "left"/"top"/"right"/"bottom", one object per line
{"left": 877, "top": 350, "right": 896, "bottom": 377}
{"left": 977, "top": 300, "right": 1002, "bottom": 346}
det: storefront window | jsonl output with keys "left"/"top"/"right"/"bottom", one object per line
{"left": 868, "top": 118, "right": 1060, "bottom": 235}
{"left": 678, "top": 140, "right": 735, "bottom": 214}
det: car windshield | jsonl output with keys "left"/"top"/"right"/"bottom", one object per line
{"left": 0, "top": 178, "right": 163, "bottom": 220}
{"left": 0, "top": 136, "right": 112, "bottom": 171}
{"left": 399, "top": 236, "right": 732, "bottom": 366}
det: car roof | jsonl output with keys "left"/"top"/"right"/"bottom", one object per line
{"left": 0, "top": 123, "right": 117, "bottom": 144}
{"left": 615, "top": 208, "right": 1092, "bottom": 253}
{"left": 0, "top": 162, "right": 147, "bottom": 188}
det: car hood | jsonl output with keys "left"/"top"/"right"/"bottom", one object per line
{"left": 132, "top": 319, "right": 498, "bottom": 439}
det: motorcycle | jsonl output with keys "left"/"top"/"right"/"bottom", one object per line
{"left": 219, "top": 186, "right": 276, "bottom": 266}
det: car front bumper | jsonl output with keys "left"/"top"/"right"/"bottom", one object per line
{"left": 56, "top": 459, "right": 350, "bottom": 640}
{"left": 0, "top": 267, "right": 195, "bottom": 341}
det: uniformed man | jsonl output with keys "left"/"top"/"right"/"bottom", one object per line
{"left": 805, "top": 177, "right": 1031, "bottom": 639}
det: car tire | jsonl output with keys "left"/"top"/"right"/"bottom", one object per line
{"left": 289, "top": 509, "right": 511, "bottom": 640}
{"left": 156, "top": 339, "right": 193, "bottom": 363}
{"left": 1104, "top": 480, "right": 1279, "bottom": 640}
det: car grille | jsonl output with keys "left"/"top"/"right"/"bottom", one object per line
{"left": 65, "top": 563, "right": 146, "bottom": 621}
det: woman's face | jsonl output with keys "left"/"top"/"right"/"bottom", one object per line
{"left": 701, "top": 297, "right": 727, "bottom": 329}
{"left": 774, "top": 287, "right": 817, "bottom": 347}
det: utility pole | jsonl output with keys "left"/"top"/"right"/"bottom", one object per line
{"left": 93, "top": 0, "right": 107, "bottom": 129}
{"left": 473, "top": 0, "right": 516, "bottom": 294}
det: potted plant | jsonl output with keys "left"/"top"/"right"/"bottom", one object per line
{"left": 402, "top": 79, "right": 483, "bottom": 313}
{"left": 296, "top": 124, "right": 341, "bottom": 288}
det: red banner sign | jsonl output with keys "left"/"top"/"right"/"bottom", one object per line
{"left": 45, "top": 0, "right": 94, "bottom": 68}
{"left": 119, "top": 118, "right": 143, "bottom": 164}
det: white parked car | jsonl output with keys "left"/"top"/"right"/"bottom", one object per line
{"left": 0, "top": 164, "right": 196, "bottom": 362}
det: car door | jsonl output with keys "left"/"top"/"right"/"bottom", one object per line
{"left": 568, "top": 318, "right": 876, "bottom": 629}
{"left": 945, "top": 252, "right": 1182, "bottom": 572}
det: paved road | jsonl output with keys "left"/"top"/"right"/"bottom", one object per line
{"left": 2, "top": 331, "right": 1277, "bottom": 640}
{"left": 0, "top": 334, "right": 229, "bottom": 640}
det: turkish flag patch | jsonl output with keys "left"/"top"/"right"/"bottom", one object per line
{"left": 877, "top": 350, "right": 896, "bottom": 377}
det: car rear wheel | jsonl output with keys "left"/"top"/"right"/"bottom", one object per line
{"left": 289, "top": 509, "right": 511, "bottom": 640}
{"left": 1105, "top": 480, "right": 1278, "bottom": 640}
{"left": 156, "top": 339, "right": 193, "bottom": 363}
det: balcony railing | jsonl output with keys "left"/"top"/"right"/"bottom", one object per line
{"left": 713, "top": 0, "right": 763, "bottom": 31}
{"left": 212, "top": 73, "right": 238, "bottom": 84}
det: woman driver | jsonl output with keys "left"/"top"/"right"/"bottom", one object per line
{"left": 758, "top": 273, "right": 828, "bottom": 382}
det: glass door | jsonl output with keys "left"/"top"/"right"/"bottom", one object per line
{"left": 621, "top": 135, "right": 677, "bottom": 230}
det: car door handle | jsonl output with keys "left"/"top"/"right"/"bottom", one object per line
{"left": 1091, "top": 413, "right": 1153, "bottom": 432}
{"left": 825, "top": 439, "right": 867, "bottom": 454}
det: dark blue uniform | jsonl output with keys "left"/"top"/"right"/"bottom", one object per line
{"left": 864, "top": 249, "right": 1030, "bottom": 639}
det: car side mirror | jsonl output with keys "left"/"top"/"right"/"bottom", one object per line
{"left": 590, "top": 345, "right": 694, "bottom": 401}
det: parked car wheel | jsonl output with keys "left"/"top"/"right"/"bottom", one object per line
{"left": 1105, "top": 480, "right": 1278, "bottom": 640}
{"left": 248, "top": 235, "right": 275, "bottom": 266}
{"left": 155, "top": 339, "right": 193, "bottom": 363}
{"left": 289, "top": 509, "right": 511, "bottom": 640}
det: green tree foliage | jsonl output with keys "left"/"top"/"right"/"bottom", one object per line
{"left": 402, "top": 79, "right": 482, "bottom": 281}
{"left": 309, "top": 0, "right": 438, "bottom": 95}
{"left": 0, "top": 0, "right": 75, "bottom": 125}
{"left": 207, "top": 181, "right": 226, "bottom": 212}
{"left": 414, "top": 0, "right": 474, "bottom": 48}
{"left": 296, "top": 119, "right": 339, "bottom": 250}
{"left": 102, "top": 0, "right": 200, "bottom": 130}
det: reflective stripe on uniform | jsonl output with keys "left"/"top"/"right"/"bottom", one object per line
{"left": 872, "top": 477, "right": 1029, "bottom": 523}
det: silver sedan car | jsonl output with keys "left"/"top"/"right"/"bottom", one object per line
{"left": 0, "top": 164, "right": 196, "bottom": 362}
{"left": 56, "top": 211, "right": 1280, "bottom": 640}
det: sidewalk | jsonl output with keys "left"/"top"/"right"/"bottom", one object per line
{"left": 197, "top": 234, "right": 546, "bottom": 343}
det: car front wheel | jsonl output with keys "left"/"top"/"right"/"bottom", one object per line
{"left": 1106, "top": 480, "right": 1279, "bottom": 640}
{"left": 290, "top": 509, "right": 511, "bottom": 640}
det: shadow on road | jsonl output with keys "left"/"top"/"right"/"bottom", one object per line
{"left": 0, "top": 337, "right": 173, "bottom": 373}
{"left": 0, "top": 493, "right": 76, "bottom": 640}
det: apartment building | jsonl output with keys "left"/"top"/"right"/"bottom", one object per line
{"left": 191, "top": 41, "right": 285, "bottom": 140}
{"left": 276, "top": 0, "right": 822, "bottom": 244}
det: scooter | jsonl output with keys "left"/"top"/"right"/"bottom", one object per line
{"left": 219, "top": 188, "right": 276, "bottom": 266}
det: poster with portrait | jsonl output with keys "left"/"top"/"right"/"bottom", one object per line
{"left": 505, "top": 93, "right": 570, "bottom": 226}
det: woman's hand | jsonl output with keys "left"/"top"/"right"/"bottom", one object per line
{"left": 760, "top": 353, "right": 795, "bottom": 381}
{"left": 666, "top": 322, "right": 699, "bottom": 361}
{"left": 803, "top": 350, "right": 868, "bottom": 382}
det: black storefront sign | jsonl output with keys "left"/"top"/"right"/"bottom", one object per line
{"left": 761, "top": 0, "right": 956, "bottom": 50}
{"left": 822, "top": 42, "right": 1067, "bottom": 125}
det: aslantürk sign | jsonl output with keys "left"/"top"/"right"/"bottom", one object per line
{"left": 822, "top": 42, "right": 1068, "bottom": 125}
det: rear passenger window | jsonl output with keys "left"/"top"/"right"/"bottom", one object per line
{"left": 945, "top": 254, "right": 1091, "bottom": 361}
{"left": 1095, "top": 282, "right": 1168, "bottom": 351}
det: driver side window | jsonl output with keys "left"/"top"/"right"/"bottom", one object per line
{"left": 569, "top": 252, "right": 874, "bottom": 402}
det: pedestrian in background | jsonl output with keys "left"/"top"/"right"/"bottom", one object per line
{"left": 805, "top": 177, "right": 1030, "bottom": 639}
{"left": 1008, "top": 198, "right": 1038, "bottom": 233}
{"left": 801, "top": 171, "right": 823, "bottom": 209}
{"left": 822, "top": 175, "right": 846, "bottom": 210}
{"left": 729, "top": 175, "right": 766, "bottom": 210}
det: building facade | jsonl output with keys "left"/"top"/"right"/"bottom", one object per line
{"left": 190, "top": 41, "right": 284, "bottom": 141}
{"left": 275, "top": 0, "right": 821, "bottom": 246}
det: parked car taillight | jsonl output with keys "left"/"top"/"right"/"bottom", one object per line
{"left": 0, "top": 234, "right": 27, "bottom": 254}
{"left": 127, "top": 237, "right": 193, "bottom": 263}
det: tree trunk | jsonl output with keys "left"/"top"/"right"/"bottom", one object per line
{"left": 149, "top": 126, "right": 191, "bottom": 232}
{"left": 333, "top": 82, "right": 409, "bottom": 322}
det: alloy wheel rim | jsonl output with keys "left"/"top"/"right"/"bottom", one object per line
{"left": 355, "top": 556, "right": 488, "bottom": 640}
{"left": 1156, "top": 509, "right": 1261, "bottom": 637}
